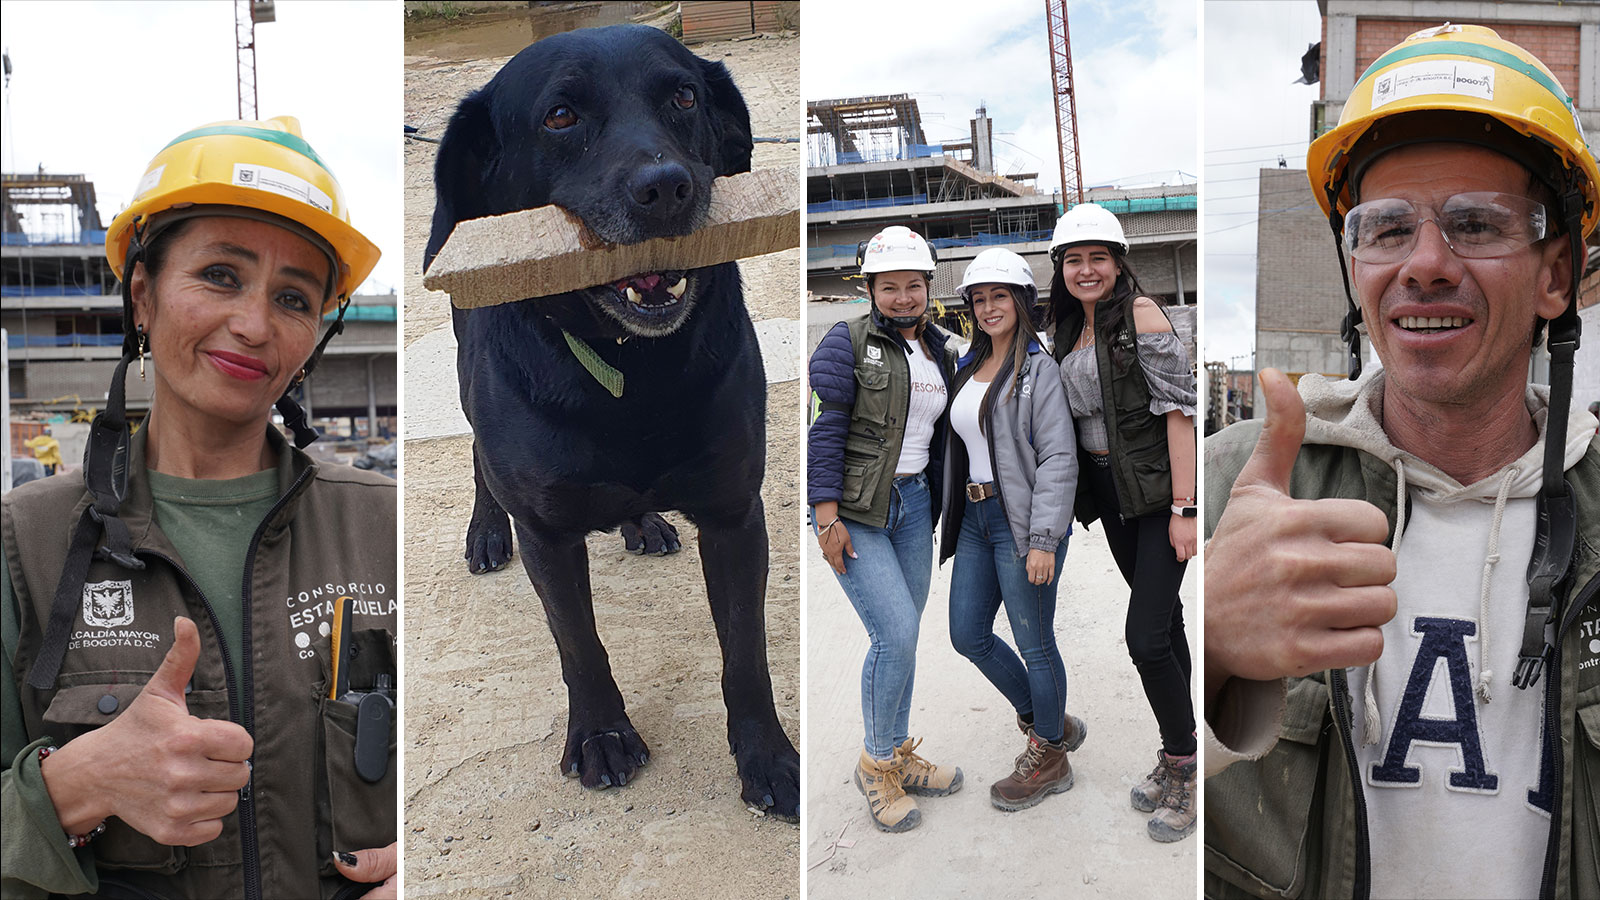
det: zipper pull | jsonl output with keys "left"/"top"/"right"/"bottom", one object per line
{"left": 240, "top": 758, "right": 254, "bottom": 802}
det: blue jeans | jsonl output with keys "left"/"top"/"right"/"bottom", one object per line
{"left": 948, "top": 494, "right": 1070, "bottom": 742}
{"left": 817, "top": 473, "right": 933, "bottom": 759}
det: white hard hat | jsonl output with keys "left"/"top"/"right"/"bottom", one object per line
{"left": 957, "top": 248, "right": 1035, "bottom": 299}
{"left": 1050, "top": 202, "right": 1128, "bottom": 256}
{"left": 858, "top": 225, "right": 937, "bottom": 275}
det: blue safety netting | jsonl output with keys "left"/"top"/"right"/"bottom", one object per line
{"left": 807, "top": 230, "right": 1056, "bottom": 264}
{"left": 1068, "top": 196, "right": 1195, "bottom": 214}
{"left": 8, "top": 334, "right": 124, "bottom": 348}
{"left": 331, "top": 305, "right": 396, "bottom": 322}
{"left": 808, "top": 193, "right": 931, "bottom": 214}
{"left": 1, "top": 229, "right": 107, "bottom": 246}
{"left": 1, "top": 284, "right": 110, "bottom": 297}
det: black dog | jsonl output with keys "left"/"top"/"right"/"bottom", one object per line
{"left": 423, "top": 24, "right": 799, "bottom": 821}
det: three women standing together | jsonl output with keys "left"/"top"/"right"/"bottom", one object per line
{"left": 808, "top": 206, "right": 1197, "bottom": 841}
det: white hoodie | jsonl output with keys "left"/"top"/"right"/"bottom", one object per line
{"left": 1280, "top": 365, "right": 1594, "bottom": 900}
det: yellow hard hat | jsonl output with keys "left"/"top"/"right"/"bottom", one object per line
{"left": 106, "top": 116, "right": 381, "bottom": 309}
{"left": 1306, "top": 23, "right": 1598, "bottom": 238}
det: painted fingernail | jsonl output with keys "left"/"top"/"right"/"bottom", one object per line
{"left": 336, "top": 851, "right": 358, "bottom": 867}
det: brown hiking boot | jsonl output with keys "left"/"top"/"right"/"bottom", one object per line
{"left": 853, "top": 750, "right": 921, "bottom": 832}
{"left": 1131, "top": 751, "right": 1169, "bottom": 813}
{"left": 1147, "top": 752, "right": 1196, "bottom": 842}
{"left": 894, "top": 738, "right": 963, "bottom": 796}
{"left": 990, "top": 734, "right": 1073, "bottom": 811}
{"left": 1013, "top": 713, "right": 1086, "bottom": 767}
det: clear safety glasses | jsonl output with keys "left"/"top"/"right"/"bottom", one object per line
{"left": 1342, "top": 192, "right": 1548, "bottom": 264}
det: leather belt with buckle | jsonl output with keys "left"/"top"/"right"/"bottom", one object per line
{"left": 966, "top": 482, "right": 996, "bottom": 502}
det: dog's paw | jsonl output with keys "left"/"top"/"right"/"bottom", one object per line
{"left": 561, "top": 722, "right": 651, "bottom": 789}
{"left": 621, "top": 513, "right": 681, "bottom": 556}
{"left": 733, "top": 736, "right": 800, "bottom": 823}
{"left": 465, "top": 509, "right": 514, "bottom": 574}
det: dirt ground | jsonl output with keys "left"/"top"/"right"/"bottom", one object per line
{"left": 400, "top": 14, "right": 802, "bottom": 900}
{"left": 805, "top": 518, "right": 1199, "bottom": 897}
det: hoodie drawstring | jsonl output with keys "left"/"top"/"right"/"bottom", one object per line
{"left": 1362, "top": 459, "right": 1519, "bottom": 745}
{"left": 1474, "top": 466, "right": 1518, "bottom": 704}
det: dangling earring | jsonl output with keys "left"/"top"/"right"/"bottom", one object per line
{"left": 137, "top": 326, "right": 147, "bottom": 380}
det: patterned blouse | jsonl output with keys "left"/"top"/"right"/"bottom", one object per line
{"left": 1060, "top": 332, "right": 1195, "bottom": 454}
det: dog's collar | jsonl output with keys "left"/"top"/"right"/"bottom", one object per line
{"left": 561, "top": 330, "right": 624, "bottom": 398}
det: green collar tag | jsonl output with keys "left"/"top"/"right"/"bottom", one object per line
{"left": 561, "top": 330, "right": 624, "bottom": 398}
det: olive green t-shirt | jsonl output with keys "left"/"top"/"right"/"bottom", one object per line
{"left": 1, "top": 467, "right": 278, "bottom": 898}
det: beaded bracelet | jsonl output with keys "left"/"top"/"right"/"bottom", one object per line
{"left": 37, "top": 746, "right": 108, "bottom": 848}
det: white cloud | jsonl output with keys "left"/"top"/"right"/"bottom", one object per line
{"left": 1203, "top": 0, "right": 1324, "bottom": 366}
{"left": 801, "top": 0, "right": 1196, "bottom": 193}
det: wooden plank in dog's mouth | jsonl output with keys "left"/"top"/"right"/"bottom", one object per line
{"left": 423, "top": 168, "right": 800, "bottom": 309}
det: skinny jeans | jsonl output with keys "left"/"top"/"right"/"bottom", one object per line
{"left": 948, "top": 493, "right": 1069, "bottom": 743}
{"left": 1084, "top": 453, "right": 1196, "bottom": 756}
{"left": 819, "top": 473, "right": 933, "bottom": 759}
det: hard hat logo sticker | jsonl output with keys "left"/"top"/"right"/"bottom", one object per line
{"left": 1372, "top": 61, "right": 1494, "bottom": 109}
{"left": 133, "top": 165, "right": 165, "bottom": 201}
{"left": 232, "top": 162, "right": 334, "bottom": 214}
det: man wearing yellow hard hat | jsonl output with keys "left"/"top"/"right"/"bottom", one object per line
{"left": 1203, "top": 25, "right": 1600, "bottom": 899}
{"left": 2, "top": 117, "right": 397, "bottom": 899}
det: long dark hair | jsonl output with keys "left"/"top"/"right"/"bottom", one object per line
{"left": 954, "top": 283, "right": 1037, "bottom": 434}
{"left": 1046, "top": 245, "right": 1148, "bottom": 361}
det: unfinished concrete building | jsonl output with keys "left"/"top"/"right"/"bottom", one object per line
{"left": 806, "top": 94, "right": 1195, "bottom": 349}
{"left": 2, "top": 172, "right": 398, "bottom": 444}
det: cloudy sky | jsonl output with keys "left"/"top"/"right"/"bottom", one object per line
{"left": 1, "top": 0, "right": 401, "bottom": 295}
{"left": 802, "top": 0, "right": 1199, "bottom": 194}
{"left": 1204, "top": 0, "right": 1325, "bottom": 367}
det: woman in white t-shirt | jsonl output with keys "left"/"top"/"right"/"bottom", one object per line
{"left": 806, "top": 226, "right": 962, "bottom": 833}
{"left": 940, "top": 248, "right": 1079, "bottom": 812}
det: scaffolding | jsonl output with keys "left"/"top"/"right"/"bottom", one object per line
{"left": 1, "top": 174, "right": 103, "bottom": 246}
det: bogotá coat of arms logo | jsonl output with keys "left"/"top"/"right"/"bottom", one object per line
{"left": 82, "top": 580, "right": 134, "bottom": 627}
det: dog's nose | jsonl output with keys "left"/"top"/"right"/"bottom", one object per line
{"left": 627, "top": 161, "right": 694, "bottom": 224}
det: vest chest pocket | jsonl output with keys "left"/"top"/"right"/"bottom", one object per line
{"left": 40, "top": 684, "right": 242, "bottom": 874}
{"left": 315, "top": 628, "right": 397, "bottom": 880}
{"left": 852, "top": 364, "right": 894, "bottom": 428}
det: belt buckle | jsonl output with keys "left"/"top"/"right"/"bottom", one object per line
{"left": 966, "top": 483, "right": 985, "bottom": 502}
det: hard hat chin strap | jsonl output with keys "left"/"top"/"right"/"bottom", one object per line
{"left": 28, "top": 250, "right": 149, "bottom": 691}
{"left": 275, "top": 295, "right": 351, "bottom": 449}
{"left": 1327, "top": 200, "right": 1364, "bottom": 380}
{"left": 1514, "top": 182, "right": 1587, "bottom": 692}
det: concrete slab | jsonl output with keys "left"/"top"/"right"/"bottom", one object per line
{"left": 401, "top": 324, "right": 471, "bottom": 441}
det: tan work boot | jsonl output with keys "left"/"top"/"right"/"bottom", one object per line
{"left": 990, "top": 733, "right": 1073, "bottom": 811}
{"left": 853, "top": 750, "right": 921, "bottom": 832}
{"left": 894, "top": 737, "right": 963, "bottom": 796}
{"left": 1147, "top": 752, "right": 1196, "bottom": 842}
{"left": 1131, "top": 751, "right": 1169, "bottom": 813}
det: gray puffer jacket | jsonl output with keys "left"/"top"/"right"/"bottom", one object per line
{"left": 939, "top": 344, "right": 1078, "bottom": 562}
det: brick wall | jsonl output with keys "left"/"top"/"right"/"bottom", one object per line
{"left": 1353, "top": 20, "right": 1580, "bottom": 95}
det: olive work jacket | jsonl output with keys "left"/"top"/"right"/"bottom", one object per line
{"left": 807, "top": 316, "right": 959, "bottom": 529}
{"left": 1202, "top": 422, "right": 1600, "bottom": 900}
{"left": 2, "top": 426, "right": 397, "bottom": 900}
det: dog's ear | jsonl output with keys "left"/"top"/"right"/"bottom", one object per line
{"left": 424, "top": 90, "right": 499, "bottom": 273}
{"left": 699, "top": 58, "right": 753, "bottom": 176}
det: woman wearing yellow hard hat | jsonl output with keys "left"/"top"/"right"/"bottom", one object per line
{"left": 1, "top": 117, "right": 397, "bottom": 899}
